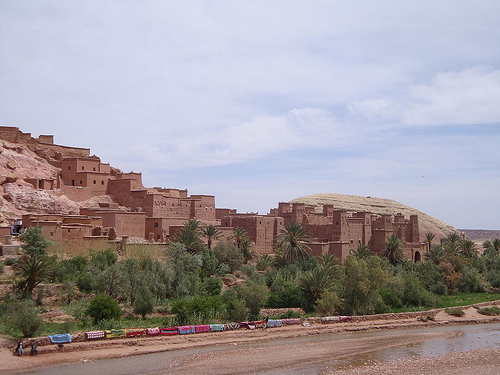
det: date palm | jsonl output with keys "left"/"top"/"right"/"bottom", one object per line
{"left": 18, "top": 256, "right": 51, "bottom": 294}
{"left": 350, "top": 243, "right": 372, "bottom": 259}
{"left": 275, "top": 221, "right": 311, "bottom": 263}
{"left": 201, "top": 225, "right": 222, "bottom": 250}
{"left": 459, "top": 239, "right": 478, "bottom": 258}
{"left": 173, "top": 219, "right": 204, "bottom": 253}
{"left": 425, "top": 233, "right": 435, "bottom": 252}
{"left": 382, "top": 234, "right": 404, "bottom": 265}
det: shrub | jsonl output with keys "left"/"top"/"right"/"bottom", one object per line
{"left": 171, "top": 295, "right": 225, "bottom": 325}
{"left": 477, "top": 306, "right": 500, "bottom": 316}
{"left": 86, "top": 294, "right": 122, "bottom": 324}
{"left": 204, "top": 277, "right": 223, "bottom": 296}
{"left": 278, "top": 309, "right": 302, "bottom": 319}
{"left": 10, "top": 302, "right": 42, "bottom": 338}
{"left": 239, "top": 280, "right": 269, "bottom": 317}
{"left": 133, "top": 286, "right": 154, "bottom": 319}
{"left": 0, "top": 262, "right": 4, "bottom": 274}
{"left": 445, "top": 308, "right": 465, "bottom": 317}
{"left": 4, "top": 257, "right": 17, "bottom": 266}
{"left": 315, "top": 290, "right": 340, "bottom": 316}
{"left": 227, "top": 298, "right": 249, "bottom": 322}
{"left": 76, "top": 272, "right": 93, "bottom": 293}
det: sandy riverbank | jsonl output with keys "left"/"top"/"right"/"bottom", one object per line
{"left": 1, "top": 303, "right": 499, "bottom": 374}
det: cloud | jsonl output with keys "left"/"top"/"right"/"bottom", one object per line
{"left": 349, "top": 66, "right": 500, "bottom": 127}
{"left": 127, "top": 107, "right": 339, "bottom": 169}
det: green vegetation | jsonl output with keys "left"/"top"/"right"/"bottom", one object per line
{"left": 476, "top": 306, "right": 500, "bottom": 316}
{"left": 445, "top": 307, "right": 465, "bottom": 317}
{"left": 1, "top": 227, "right": 500, "bottom": 339}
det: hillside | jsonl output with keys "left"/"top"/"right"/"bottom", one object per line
{"left": 291, "top": 193, "right": 456, "bottom": 240}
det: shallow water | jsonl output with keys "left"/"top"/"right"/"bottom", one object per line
{"left": 27, "top": 322, "right": 500, "bottom": 375}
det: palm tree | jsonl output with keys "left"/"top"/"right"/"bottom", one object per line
{"left": 483, "top": 239, "right": 500, "bottom": 256}
{"left": 442, "top": 232, "right": 461, "bottom": 255}
{"left": 350, "top": 243, "right": 372, "bottom": 259}
{"left": 232, "top": 227, "right": 248, "bottom": 250}
{"left": 425, "top": 244, "right": 446, "bottom": 264}
{"left": 18, "top": 256, "right": 51, "bottom": 294}
{"left": 275, "top": 221, "right": 311, "bottom": 263}
{"left": 201, "top": 225, "right": 222, "bottom": 250}
{"left": 459, "top": 239, "right": 478, "bottom": 258}
{"left": 318, "top": 253, "right": 340, "bottom": 268}
{"left": 382, "top": 234, "right": 404, "bottom": 265}
{"left": 425, "top": 233, "right": 435, "bottom": 252}
{"left": 173, "top": 219, "right": 204, "bottom": 253}
{"left": 299, "top": 266, "right": 340, "bottom": 307}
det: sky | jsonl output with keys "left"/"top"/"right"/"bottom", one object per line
{"left": 1, "top": 1, "right": 499, "bottom": 229}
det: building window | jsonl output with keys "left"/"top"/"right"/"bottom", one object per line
{"left": 68, "top": 166, "right": 71, "bottom": 170}
{"left": 82, "top": 166, "right": 84, "bottom": 170}
{"left": 101, "top": 181, "right": 104, "bottom": 185}
{"left": 80, "top": 180, "right": 83, "bottom": 185}
{"left": 93, "top": 180, "right": 96, "bottom": 184}
{"left": 154, "top": 222, "right": 159, "bottom": 228}
{"left": 93, "top": 167, "right": 96, "bottom": 171}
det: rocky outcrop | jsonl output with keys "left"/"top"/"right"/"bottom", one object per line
{"left": 291, "top": 193, "right": 456, "bottom": 240}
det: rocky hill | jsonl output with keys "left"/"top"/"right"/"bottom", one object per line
{"left": 291, "top": 193, "right": 456, "bottom": 240}
{"left": 0, "top": 137, "right": 107, "bottom": 224}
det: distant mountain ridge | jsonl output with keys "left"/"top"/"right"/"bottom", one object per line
{"left": 291, "top": 193, "right": 456, "bottom": 240}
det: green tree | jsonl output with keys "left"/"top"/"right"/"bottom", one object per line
{"left": 86, "top": 294, "right": 122, "bottom": 324}
{"left": 10, "top": 301, "right": 42, "bottom": 338}
{"left": 201, "top": 225, "right": 222, "bottom": 250}
{"left": 350, "top": 243, "right": 372, "bottom": 259}
{"left": 425, "top": 244, "right": 446, "bottom": 265}
{"left": 173, "top": 219, "right": 204, "bottom": 253}
{"left": 166, "top": 242, "right": 202, "bottom": 298}
{"left": 239, "top": 280, "right": 269, "bottom": 317}
{"left": 133, "top": 286, "right": 154, "bottom": 319}
{"left": 299, "top": 265, "right": 341, "bottom": 312}
{"left": 382, "top": 234, "right": 404, "bottom": 266}
{"left": 344, "top": 256, "right": 389, "bottom": 315}
{"left": 425, "top": 233, "right": 435, "bottom": 252}
{"left": 442, "top": 232, "right": 461, "bottom": 255}
{"left": 17, "top": 256, "right": 51, "bottom": 294}
{"left": 19, "top": 227, "right": 50, "bottom": 258}
{"left": 275, "top": 221, "right": 311, "bottom": 263}
{"left": 459, "top": 239, "right": 479, "bottom": 259}
{"left": 482, "top": 239, "right": 500, "bottom": 257}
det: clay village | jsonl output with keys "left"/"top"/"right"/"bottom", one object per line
{"left": 0, "top": 126, "right": 426, "bottom": 262}
{"left": 1, "top": 126, "right": 500, "bottom": 372}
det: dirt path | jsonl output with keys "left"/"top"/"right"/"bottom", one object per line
{"left": 1, "top": 303, "right": 499, "bottom": 374}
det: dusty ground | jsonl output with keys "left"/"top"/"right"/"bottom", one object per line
{"left": 1, "top": 303, "right": 499, "bottom": 374}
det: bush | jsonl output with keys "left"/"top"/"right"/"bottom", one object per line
{"left": 227, "top": 298, "right": 249, "bottom": 322}
{"left": 204, "top": 277, "right": 222, "bottom": 296}
{"left": 0, "top": 262, "right": 4, "bottom": 274}
{"left": 86, "top": 294, "right": 122, "bottom": 324}
{"left": 315, "top": 290, "right": 340, "bottom": 316}
{"left": 4, "top": 257, "right": 17, "bottom": 266}
{"left": 239, "top": 280, "right": 269, "bottom": 317}
{"left": 458, "top": 267, "right": 484, "bottom": 293}
{"left": 10, "top": 302, "right": 42, "bottom": 338}
{"left": 76, "top": 272, "right": 93, "bottom": 293}
{"left": 133, "top": 286, "right": 154, "bottom": 319}
{"left": 171, "top": 295, "right": 225, "bottom": 325}
{"left": 445, "top": 308, "right": 465, "bottom": 317}
{"left": 477, "top": 306, "right": 500, "bottom": 316}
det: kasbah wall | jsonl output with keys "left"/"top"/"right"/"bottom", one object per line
{"left": 0, "top": 126, "right": 426, "bottom": 262}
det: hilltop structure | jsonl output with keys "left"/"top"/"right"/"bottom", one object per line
{"left": 1, "top": 126, "right": 427, "bottom": 262}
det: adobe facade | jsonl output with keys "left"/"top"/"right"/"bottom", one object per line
{"left": 2, "top": 126, "right": 426, "bottom": 263}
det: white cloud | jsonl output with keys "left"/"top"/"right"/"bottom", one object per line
{"left": 349, "top": 66, "right": 500, "bottom": 127}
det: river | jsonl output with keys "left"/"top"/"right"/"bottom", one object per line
{"left": 26, "top": 322, "right": 500, "bottom": 375}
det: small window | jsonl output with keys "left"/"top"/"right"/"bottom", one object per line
{"left": 80, "top": 180, "right": 83, "bottom": 185}
{"left": 101, "top": 181, "right": 104, "bottom": 185}
{"left": 82, "top": 166, "right": 84, "bottom": 170}
{"left": 50, "top": 232, "right": 53, "bottom": 236}
{"left": 68, "top": 166, "right": 71, "bottom": 170}
{"left": 93, "top": 167, "right": 96, "bottom": 171}
{"left": 93, "top": 180, "right": 96, "bottom": 184}
{"left": 154, "top": 222, "right": 159, "bottom": 228}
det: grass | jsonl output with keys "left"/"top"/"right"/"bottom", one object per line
{"left": 476, "top": 306, "right": 500, "bottom": 316}
{"left": 437, "top": 292, "right": 500, "bottom": 308}
{"left": 445, "top": 308, "right": 465, "bottom": 317}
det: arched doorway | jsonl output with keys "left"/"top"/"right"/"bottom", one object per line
{"left": 414, "top": 251, "right": 421, "bottom": 262}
